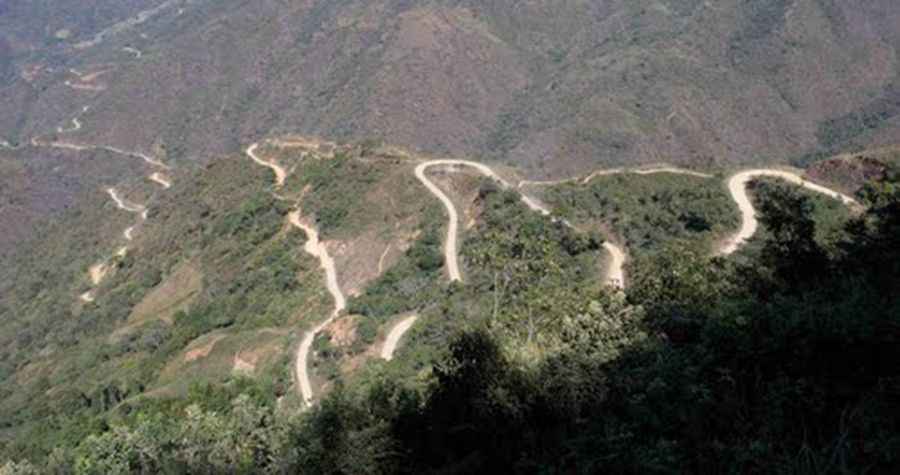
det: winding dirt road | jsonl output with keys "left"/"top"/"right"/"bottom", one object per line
{"left": 519, "top": 166, "right": 713, "bottom": 188}
{"left": 106, "top": 188, "right": 147, "bottom": 243}
{"left": 57, "top": 118, "right": 82, "bottom": 134}
{"left": 415, "top": 160, "right": 626, "bottom": 288}
{"left": 381, "top": 316, "right": 418, "bottom": 361}
{"left": 149, "top": 172, "right": 172, "bottom": 189}
{"left": 31, "top": 135, "right": 169, "bottom": 171}
{"left": 245, "top": 142, "right": 345, "bottom": 407}
{"left": 289, "top": 210, "right": 346, "bottom": 407}
{"left": 246, "top": 143, "right": 287, "bottom": 187}
{"left": 123, "top": 47, "right": 143, "bottom": 59}
{"left": 719, "top": 170, "right": 858, "bottom": 255}
{"left": 106, "top": 188, "right": 146, "bottom": 214}
{"left": 238, "top": 140, "right": 858, "bottom": 407}
{"left": 80, "top": 189, "right": 147, "bottom": 302}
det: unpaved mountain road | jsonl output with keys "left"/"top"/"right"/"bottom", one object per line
{"left": 415, "top": 160, "right": 627, "bottom": 288}
{"left": 246, "top": 143, "right": 345, "bottom": 407}
{"left": 719, "top": 170, "right": 858, "bottom": 255}
{"left": 149, "top": 172, "right": 172, "bottom": 189}
{"left": 107, "top": 188, "right": 146, "bottom": 242}
{"left": 381, "top": 316, "right": 418, "bottom": 360}
{"left": 80, "top": 189, "right": 148, "bottom": 303}
{"left": 240, "top": 140, "right": 858, "bottom": 409}
{"left": 288, "top": 210, "right": 346, "bottom": 407}
{"left": 31, "top": 136, "right": 170, "bottom": 171}
{"left": 57, "top": 118, "right": 82, "bottom": 133}
{"left": 519, "top": 166, "right": 714, "bottom": 188}
{"left": 106, "top": 188, "right": 146, "bottom": 214}
{"left": 246, "top": 143, "right": 287, "bottom": 187}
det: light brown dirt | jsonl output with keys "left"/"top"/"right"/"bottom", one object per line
{"left": 184, "top": 334, "right": 226, "bottom": 362}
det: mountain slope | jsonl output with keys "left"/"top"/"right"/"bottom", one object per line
{"left": 3, "top": 0, "right": 900, "bottom": 173}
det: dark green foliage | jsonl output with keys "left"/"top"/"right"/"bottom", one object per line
{"left": 6, "top": 169, "right": 900, "bottom": 473}
{"left": 543, "top": 173, "right": 739, "bottom": 257}
{"left": 46, "top": 173, "right": 896, "bottom": 473}
{"left": 292, "top": 152, "right": 384, "bottom": 237}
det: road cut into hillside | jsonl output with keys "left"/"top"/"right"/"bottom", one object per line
{"left": 415, "top": 159, "right": 627, "bottom": 288}
{"left": 519, "top": 165, "right": 713, "bottom": 188}
{"left": 246, "top": 143, "right": 287, "bottom": 187}
{"left": 719, "top": 170, "right": 858, "bottom": 255}
{"left": 381, "top": 315, "right": 418, "bottom": 361}
{"left": 246, "top": 142, "right": 346, "bottom": 407}
{"left": 149, "top": 172, "right": 172, "bottom": 189}
{"left": 289, "top": 210, "right": 346, "bottom": 407}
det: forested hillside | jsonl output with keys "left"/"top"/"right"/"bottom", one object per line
{"left": 2, "top": 1, "right": 900, "bottom": 473}
{"left": 2, "top": 149, "right": 897, "bottom": 474}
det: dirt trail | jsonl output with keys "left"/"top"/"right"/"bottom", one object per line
{"left": 106, "top": 188, "right": 147, "bottom": 243}
{"left": 80, "top": 188, "right": 146, "bottom": 302}
{"left": 719, "top": 170, "right": 858, "bottom": 255}
{"left": 89, "top": 263, "right": 109, "bottom": 286}
{"left": 377, "top": 244, "right": 392, "bottom": 275}
{"left": 381, "top": 316, "right": 418, "bottom": 361}
{"left": 64, "top": 80, "right": 105, "bottom": 92}
{"left": 288, "top": 210, "right": 346, "bottom": 407}
{"left": 149, "top": 172, "right": 172, "bottom": 189}
{"left": 57, "top": 118, "right": 82, "bottom": 133}
{"left": 123, "top": 47, "right": 142, "bottom": 58}
{"left": 74, "top": 0, "right": 181, "bottom": 49}
{"left": 415, "top": 160, "right": 626, "bottom": 287}
{"left": 106, "top": 188, "right": 146, "bottom": 214}
{"left": 246, "top": 143, "right": 287, "bottom": 187}
{"left": 245, "top": 142, "right": 345, "bottom": 407}
{"left": 32, "top": 135, "right": 170, "bottom": 170}
{"left": 603, "top": 242, "right": 627, "bottom": 288}
{"left": 519, "top": 166, "right": 713, "bottom": 188}
{"left": 102, "top": 146, "right": 169, "bottom": 169}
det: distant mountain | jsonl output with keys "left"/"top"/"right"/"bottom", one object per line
{"left": 3, "top": 0, "right": 900, "bottom": 176}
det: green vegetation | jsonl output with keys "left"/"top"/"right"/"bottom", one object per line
{"left": 751, "top": 178, "right": 853, "bottom": 248}
{"left": 542, "top": 173, "right": 739, "bottom": 256}
{"left": 346, "top": 203, "right": 445, "bottom": 322}
{"left": 286, "top": 152, "right": 385, "bottom": 237}
{"left": 3, "top": 176, "right": 893, "bottom": 473}
{"left": 3, "top": 165, "right": 899, "bottom": 472}
{"left": 0, "top": 156, "right": 332, "bottom": 462}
